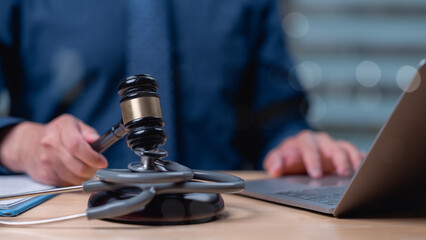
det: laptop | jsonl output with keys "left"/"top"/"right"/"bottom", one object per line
{"left": 241, "top": 59, "right": 426, "bottom": 217}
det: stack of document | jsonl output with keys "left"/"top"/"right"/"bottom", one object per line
{"left": 0, "top": 175, "right": 55, "bottom": 217}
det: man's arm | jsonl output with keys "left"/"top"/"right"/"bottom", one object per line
{"left": 0, "top": 114, "right": 108, "bottom": 186}
{"left": 253, "top": 0, "right": 363, "bottom": 177}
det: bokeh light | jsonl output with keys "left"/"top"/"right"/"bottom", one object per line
{"left": 396, "top": 65, "right": 421, "bottom": 93}
{"left": 355, "top": 60, "right": 381, "bottom": 88}
{"left": 282, "top": 12, "right": 310, "bottom": 38}
{"left": 296, "top": 61, "right": 322, "bottom": 89}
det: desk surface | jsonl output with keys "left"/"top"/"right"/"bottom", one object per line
{"left": 2, "top": 171, "right": 426, "bottom": 240}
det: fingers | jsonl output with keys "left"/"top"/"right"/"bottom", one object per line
{"left": 264, "top": 150, "right": 284, "bottom": 177}
{"left": 296, "top": 131, "right": 323, "bottom": 178}
{"left": 78, "top": 121, "right": 100, "bottom": 143}
{"left": 59, "top": 118, "right": 108, "bottom": 169}
{"left": 39, "top": 130, "right": 94, "bottom": 186}
{"left": 41, "top": 114, "right": 107, "bottom": 186}
{"left": 264, "top": 146, "right": 304, "bottom": 177}
{"left": 51, "top": 160, "right": 88, "bottom": 186}
{"left": 337, "top": 141, "right": 363, "bottom": 171}
{"left": 4, "top": 115, "right": 107, "bottom": 187}
{"left": 316, "top": 133, "right": 352, "bottom": 177}
{"left": 263, "top": 130, "right": 364, "bottom": 179}
{"left": 58, "top": 146, "right": 98, "bottom": 179}
{"left": 37, "top": 144, "right": 90, "bottom": 186}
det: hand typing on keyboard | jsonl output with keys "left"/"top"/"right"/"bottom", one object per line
{"left": 263, "top": 130, "right": 364, "bottom": 178}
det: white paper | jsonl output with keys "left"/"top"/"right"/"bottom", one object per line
{"left": 0, "top": 175, "right": 54, "bottom": 209}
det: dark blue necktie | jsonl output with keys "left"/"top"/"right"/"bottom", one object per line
{"left": 126, "top": 0, "right": 177, "bottom": 162}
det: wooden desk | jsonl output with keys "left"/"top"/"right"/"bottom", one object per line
{"left": 2, "top": 171, "right": 426, "bottom": 240}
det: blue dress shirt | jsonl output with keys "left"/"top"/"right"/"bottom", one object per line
{"left": 0, "top": 0, "right": 309, "bottom": 172}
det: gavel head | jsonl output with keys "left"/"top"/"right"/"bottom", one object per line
{"left": 117, "top": 74, "right": 167, "bottom": 153}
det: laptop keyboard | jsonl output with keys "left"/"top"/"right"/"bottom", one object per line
{"left": 274, "top": 186, "right": 347, "bottom": 207}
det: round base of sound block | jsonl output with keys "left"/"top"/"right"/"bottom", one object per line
{"left": 88, "top": 189, "right": 224, "bottom": 225}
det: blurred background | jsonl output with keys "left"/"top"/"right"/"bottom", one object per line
{"left": 282, "top": 0, "right": 426, "bottom": 152}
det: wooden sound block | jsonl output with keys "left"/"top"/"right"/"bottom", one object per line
{"left": 88, "top": 189, "right": 224, "bottom": 225}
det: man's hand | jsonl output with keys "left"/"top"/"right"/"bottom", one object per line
{"left": 264, "top": 130, "right": 364, "bottom": 178}
{"left": 0, "top": 114, "right": 108, "bottom": 186}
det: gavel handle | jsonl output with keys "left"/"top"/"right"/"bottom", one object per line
{"left": 91, "top": 121, "right": 126, "bottom": 153}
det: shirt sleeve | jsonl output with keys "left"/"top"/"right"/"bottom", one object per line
{"left": 252, "top": 0, "right": 311, "bottom": 168}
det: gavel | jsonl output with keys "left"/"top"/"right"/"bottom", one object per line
{"left": 91, "top": 74, "right": 167, "bottom": 171}
{"left": 0, "top": 74, "right": 244, "bottom": 225}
